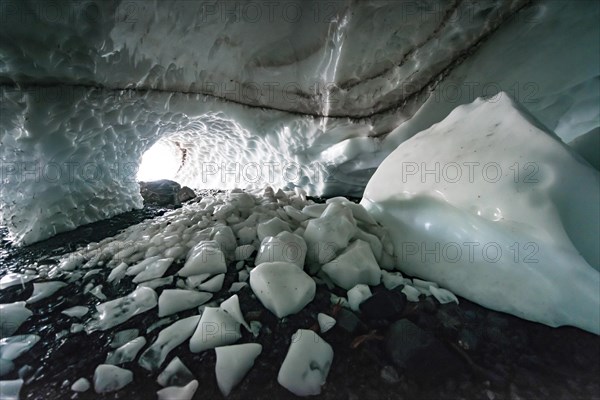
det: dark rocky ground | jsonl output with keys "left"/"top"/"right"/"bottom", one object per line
{"left": 1, "top": 197, "right": 599, "bottom": 400}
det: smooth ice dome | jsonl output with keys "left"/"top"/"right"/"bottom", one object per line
{"left": 362, "top": 94, "right": 600, "bottom": 334}
{"left": 93, "top": 364, "right": 133, "bottom": 393}
{"left": 321, "top": 239, "right": 381, "bottom": 290}
{"left": 215, "top": 343, "right": 263, "bottom": 396}
{"left": 278, "top": 330, "right": 334, "bottom": 396}
{"left": 250, "top": 262, "right": 316, "bottom": 318}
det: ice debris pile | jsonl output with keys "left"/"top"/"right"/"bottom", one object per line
{"left": 0, "top": 186, "right": 456, "bottom": 397}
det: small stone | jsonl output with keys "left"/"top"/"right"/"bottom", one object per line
{"left": 71, "top": 377, "right": 90, "bottom": 392}
{"left": 335, "top": 309, "right": 364, "bottom": 334}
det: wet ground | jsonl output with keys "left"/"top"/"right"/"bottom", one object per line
{"left": 1, "top": 200, "right": 599, "bottom": 400}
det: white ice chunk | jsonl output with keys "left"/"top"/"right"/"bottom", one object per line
{"left": 157, "top": 380, "right": 199, "bottom": 400}
{"left": 137, "top": 276, "right": 173, "bottom": 289}
{"left": 257, "top": 217, "right": 291, "bottom": 242}
{"left": 132, "top": 258, "right": 174, "bottom": 283}
{"left": 158, "top": 290, "right": 212, "bottom": 317}
{"left": 0, "top": 302, "right": 33, "bottom": 337}
{"left": 301, "top": 204, "right": 327, "bottom": 218}
{"left": 0, "top": 335, "right": 39, "bottom": 361}
{"left": 303, "top": 203, "right": 356, "bottom": 267}
{"left": 156, "top": 356, "right": 194, "bottom": 387}
{"left": 362, "top": 94, "right": 600, "bottom": 333}
{"left": 347, "top": 284, "right": 373, "bottom": 312}
{"left": 255, "top": 231, "right": 307, "bottom": 270}
{"left": 237, "top": 226, "right": 257, "bottom": 245}
{"left": 126, "top": 256, "right": 161, "bottom": 276}
{"left": 277, "top": 330, "right": 333, "bottom": 396}
{"left": 234, "top": 245, "right": 255, "bottom": 261}
{"left": 93, "top": 364, "right": 133, "bottom": 393}
{"left": 215, "top": 343, "right": 262, "bottom": 396}
{"left": 197, "top": 274, "right": 225, "bottom": 292}
{"left": 249, "top": 262, "right": 316, "bottom": 318}
{"left": 71, "top": 377, "right": 90, "bottom": 392}
{"left": 110, "top": 329, "right": 139, "bottom": 349}
{"left": 185, "top": 273, "right": 211, "bottom": 288}
{"left": 429, "top": 286, "right": 459, "bottom": 304}
{"left": 401, "top": 285, "right": 421, "bottom": 302}
{"left": 321, "top": 240, "right": 381, "bottom": 290}
{"left": 0, "top": 273, "right": 38, "bottom": 290}
{"left": 107, "top": 262, "right": 128, "bottom": 284}
{"left": 189, "top": 307, "right": 241, "bottom": 353}
{"left": 26, "top": 281, "right": 67, "bottom": 303}
{"left": 220, "top": 295, "right": 250, "bottom": 332}
{"left": 0, "top": 379, "right": 23, "bottom": 399}
{"left": 87, "top": 287, "right": 158, "bottom": 332}
{"left": 229, "top": 282, "right": 248, "bottom": 293}
{"left": 317, "top": 314, "right": 336, "bottom": 333}
{"left": 178, "top": 241, "right": 227, "bottom": 277}
{"left": 105, "top": 337, "right": 147, "bottom": 365}
{"left": 381, "top": 271, "right": 404, "bottom": 290}
{"left": 138, "top": 315, "right": 200, "bottom": 371}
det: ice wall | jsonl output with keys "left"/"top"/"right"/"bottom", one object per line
{"left": 362, "top": 94, "right": 600, "bottom": 333}
{"left": 0, "top": 0, "right": 598, "bottom": 246}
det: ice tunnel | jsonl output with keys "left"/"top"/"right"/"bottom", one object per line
{"left": 0, "top": 0, "right": 599, "bottom": 399}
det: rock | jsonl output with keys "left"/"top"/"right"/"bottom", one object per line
{"left": 380, "top": 365, "right": 400, "bottom": 384}
{"left": 385, "top": 319, "right": 460, "bottom": 381}
{"left": 335, "top": 309, "right": 364, "bottom": 334}
{"left": 177, "top": 186, "right": 196, "bottom": 203}
{"left": 139, "top": 179, "right": 182, "bottom": 206}
{"left": 359, "top": 289, "right": 407, "bottom": 320}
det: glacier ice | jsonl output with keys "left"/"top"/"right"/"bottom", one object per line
{"left": 362, "top": 94, "right": 600, "bottom": 334}
{"left": 156, "top": 356, "right": 194, "bottom": 387}
{"left": 86, "top": 287, "right": 158, "bottom": 332}
{"left": 321, "top": 239, "right": 381, "bottom": 290}
{"left": 0, "top": 302, "right": 32, "bottom": 338}
{"left": 105, "top": 337, "right": 147, "bottom": 365}
{"left": 157, "top": 380, "right": 199, "bottom": 400}
{"left": 157, "top": 289, "right": 212, "bottom": 317}
{"left": 189, "top": 307, "right": 241, "bottom": 353}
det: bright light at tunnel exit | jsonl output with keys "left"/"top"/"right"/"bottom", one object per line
{"left": 137, "top": 140, "right": 182, "bottom": 182}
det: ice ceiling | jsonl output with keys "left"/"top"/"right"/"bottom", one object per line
{"left": 0, "top": 0, "right": 599, "bottom": 247}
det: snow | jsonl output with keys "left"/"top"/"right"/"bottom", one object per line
{"left": 93, "top": 364, "right": 133, "bottom": 393}
{"left": 362, "top": 94, "right": 600, "bottom": 334}
{"left": 278, "top": 329, "right": 334, "bottom": 396}
{"left": 158, "top": 289, "right": 212, "bottom": 317}
{"left": 215, "top": 343, "right": 262, "bottom": 396}
{"left": 250, "top": 262, "right": 316, "bottom": 318}
{"left": 321, "top": 239, "right": 381, "bottom": 290}
{"left": 0, "top": 302, "right": 32, "bottom": 338}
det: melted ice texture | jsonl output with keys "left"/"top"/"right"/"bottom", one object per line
{"left": 362, "top": 94, "right": 600, "bottom": 334}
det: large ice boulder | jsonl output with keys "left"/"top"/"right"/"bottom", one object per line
{"left": 362, "top": 94, "right": 600, "bottom": 334}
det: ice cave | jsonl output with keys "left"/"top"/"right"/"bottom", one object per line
{"left": 0, "top": 0, "right": 599, "bottom": 399}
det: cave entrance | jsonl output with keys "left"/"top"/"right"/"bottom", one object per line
{"left": 137, "top": 138, "right": 184, "bottom": 182}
